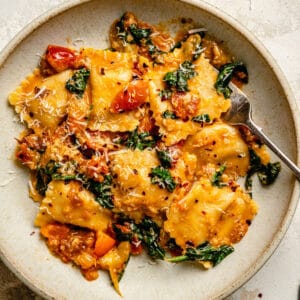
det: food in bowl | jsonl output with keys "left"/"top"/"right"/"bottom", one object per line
{"left": 9, "top": 12, "right": 280, "bottom": 295}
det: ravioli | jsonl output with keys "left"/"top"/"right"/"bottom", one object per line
{"left": 110, "top": 149, "right": 171, "bottom": 221}
{"left": 9, "top": 70, "right": 72, "bottom": 129}
{"left": 35, "top": 180, "right": 112, "bottom": 231}
{"left": 83, "top": 48, "right": 147, "bottom": 132}
{"left": 164, "top": 178, "right": 258, "bottom": 249}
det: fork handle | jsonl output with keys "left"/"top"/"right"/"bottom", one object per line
{"left": 246, "top": 119, "right": 300, "bottom": 180}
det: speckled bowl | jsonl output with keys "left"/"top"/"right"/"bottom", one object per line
{"left": 0, "top": 0, "right": 299, "bottom": 299}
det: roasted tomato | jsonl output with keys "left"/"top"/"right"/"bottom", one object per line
{"left": 110, "top": 80, "right": 149, "bottom": 113}
{"left": 45, "top": 45, "right": 79, "bottom": 73}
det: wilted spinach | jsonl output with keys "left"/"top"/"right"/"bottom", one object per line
{"left": 214, "top": 62, "right": 248, "bottom": 98}
{"left": 167, "top": 241, "right": 234, "bottom": 266}
{"left": 65, "top": 68, "right": 90, "bottom": 98}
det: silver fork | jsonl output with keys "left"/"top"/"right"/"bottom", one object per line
{"left": 221, "top": 83, "right": 300, "bottom": 180}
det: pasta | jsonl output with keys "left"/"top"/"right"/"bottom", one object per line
{"left": 9, "top": 12, "right": 280, "bottom": 295}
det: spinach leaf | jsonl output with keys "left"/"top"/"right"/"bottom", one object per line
{"left": 156, "top": 149, "right": 172, "bottom": 168}
{"left": 51, "top": 174, "right": 78, "bottom": 181}
{"left": 164, "top": 72, "right": 178, "bottom": 87}
{"left": 211, "top": 165, "right": 226, "bottom": 187}
{"left": 146, "top": 39, "right": 165, "bottom": 63}
{"left": 138, "top": 217, "right": 165, "bottom": 259}
{"left": 163, "top": 61, "right": 197, "bottom": 92}
{"left": 83, "top": 175, "right": 114, "bottom": 209}
{"left": 161, "top": 110, "right": 178, "bottom": 119}
{"left": 66, "top": 68, "right": 90, "bottom": 98}
{"left": 112, "top": 216, "right": 165, "bottom": 259}
{"left": 35, "top": 159, "right": 114, "bottom": 209}
{"left": 129, "top": 24, "right": 151, "bottom": 44}
{"left": 36, "top": 160, "right": 61, "bottom": 195}
{"left": 112, "top": 224, "right": 134, "bottom": 242}
{"left": 115, "top": 13, "right": 127, "bottom": 42}
{"left": 118, "top": 127, "right": 155, "bottom": 150}
{"left": 246, "top": 149, "right": 281, "bottom": 193}
{"left": 150, "top": 166, "right": 177, "bottom": 192}
{"left": 249, "top": 149, "right": 262, "bottom": 172}
{"left": 214, "top": 62, "right": 248, "bottom": 98}
{"left": 192, "top": 114, "right": 211, "bottom": 123}
{"left": 170, "top": 41, "right": 182, "bottom": 52}
{"left": 257, "top": 162, "right": 281, "bottom": 185}
{"left": 168, "top": 241, "right": 234, "bottom": 266}
{"left": 115, "top": 15, "right": 163, "bottom": 61}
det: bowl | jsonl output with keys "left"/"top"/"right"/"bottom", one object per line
{"left": 0, "top": 0, "right": 299, "bottom": 299}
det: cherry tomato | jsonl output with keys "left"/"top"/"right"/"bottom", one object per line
{"left": 45, "top": 45, "right": 78, "bottom": 72}
{"left": 131, "top": 239, "right": 143, "bottom": 255}
{"left": 110, "top": 80, "right": 149, "bottom": 113}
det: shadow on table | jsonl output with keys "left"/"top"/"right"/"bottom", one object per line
{"left": 0, "top": 259, "right": 44, "bottom": 300}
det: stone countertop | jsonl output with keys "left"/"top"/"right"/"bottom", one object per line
{"left": 0, "top": 0, "right": 299, "bottom": 299}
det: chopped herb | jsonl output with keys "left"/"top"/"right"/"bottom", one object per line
{"left": 167, "top": 241, "right": 234, "bottom": 266}
{"left": 192, "top": 114, "right": 211, "bottom": 123}
{"left": 83, "top": 175, "right": 114, "bottom": 209}
{"left": 118, "top": 127, "right": 155, "bottom": 150}
{"left": 150, "top": 166, "right": 177, "bottom": 192}
{"left": 129, "top": 24, "right": 151, "bottom": 44}
{"left": 214, "top": 62, "right": 248, "bottom": 98}
{"left": 163, "top": 61, "right": 197, "bottom": 92}
{"left": 159, "top": 89, "right": 172, "bottom": 100}
{"left": 156, "top": 149, "right": 172, "bottom": 168}
{"left": 66, "top": 68, "right": 90, "bottom": 98}
{"left": 211, "top": 165, "right": 226, "bottom": 187}
{"left": 161, "top": 110, "right": 178, "bottom": 119}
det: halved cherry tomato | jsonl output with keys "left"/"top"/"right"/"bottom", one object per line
{"left": 45, "top": 45, "right": 78, "bottom": 72}
{"left": 130, "top": 238, "right": 143, "bottom": 255}
{"left": 110, "top": 80, "right": 149, "bottom": 113}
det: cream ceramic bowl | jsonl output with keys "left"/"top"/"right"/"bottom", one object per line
{"left": 0, "top": 0, "right": 299, "bottom": 299}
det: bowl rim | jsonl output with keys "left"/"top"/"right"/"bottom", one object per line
{"left": 0, "top": 0, "right": 299, "bottom": 299}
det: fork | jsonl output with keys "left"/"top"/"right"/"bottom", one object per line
{"left": 221, "top": 83, "right": 300, "bottom": 180}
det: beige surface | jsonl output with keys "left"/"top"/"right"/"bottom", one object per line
{"left": 0, "top": 0, "right": 299, "bottom": 299}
